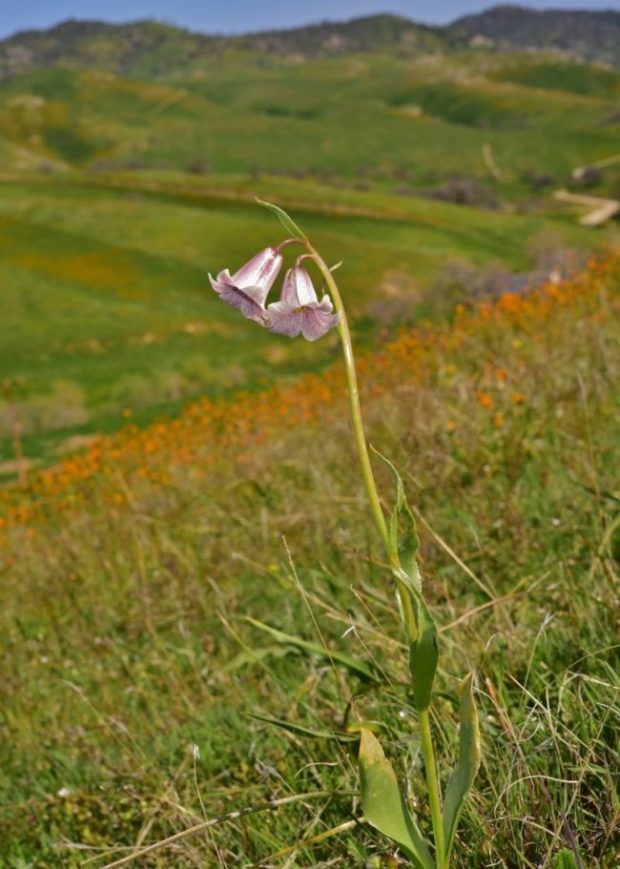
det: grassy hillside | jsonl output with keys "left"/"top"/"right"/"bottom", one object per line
{"left": 0, "top": 253, "right": 617, "bottom": 866}
{"left": 0, "top": 43, "right": 619, "bottom": 477}
{"left": 1, "top": 52, "right": 619, "bottom": 185}
{"left": 2, "top": 9, "right": 620, "bottom": 73}
{"left": 2, "top": 171, "right": 601, "bottom": 475}
{"left": 0, "top": 14, "right": 618, "bottom": 867}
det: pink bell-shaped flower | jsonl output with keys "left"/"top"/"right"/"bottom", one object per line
{"left": 209, "top": 247, "right": 283, "bottom": 324}
{"left": 267, "top": 267, "right": 339, "bottom": 341}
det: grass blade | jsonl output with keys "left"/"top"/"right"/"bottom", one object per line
{"left": 245, "top": 617, "right": 384, "bottom": 682}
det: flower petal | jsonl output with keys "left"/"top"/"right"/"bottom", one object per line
{"left": 300, "top": 305, "right": 340, "bottom": 341}
{"left": 210, "top": 273, "right": 268, "bottom": 323}
{"left": 266, "top": 301, "right": 303, "bottom": 337}
{"left": 280, "top": 267, "right": 319, "bottom": 307}
{"left": 267, "top": 300, "right": 339, "bottom": 341}
{"left": 232, "top": 248, "right": 283, "bottom": 292}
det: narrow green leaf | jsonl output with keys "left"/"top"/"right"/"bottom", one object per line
{"left": 359, "top": 729, "right": 434, "bottom": 869}
{"left": 251, "top": 714, "right": 357, "bottom": 743}
{"left": 370, "top": 448, "right": 420, "bottom": 588}
{"left": 368, "top": 449, "right": 437, "bottom": 707}
{"left": 408, "top": 587, "right": 439, "bottom": 712}
{"left": 442, "top": 673, "right": 481, "bottom": 861}
{"left": 222, "top": 645, "right": 295, "bottom": 673}
{"left": 245, "top": 617, "right": 383, "bottom": 682}
{"left": 255, "top": 197, "right": 309, "bottom": 241}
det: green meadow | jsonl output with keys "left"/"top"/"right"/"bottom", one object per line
{"left": 0, "top": 29, "right": 619, "bottom": 867}
{"left": 1, "top": 47, "right": 619, "bottom": 474}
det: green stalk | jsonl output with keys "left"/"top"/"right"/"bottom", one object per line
{"left": 307, "top": 246, "right": 389, "bottom": 552}
{"left": 308, "top": 246, "right": 447, "bottom": 867}
{"left": 419, "top": 708, "right": 447, "bottom": 868}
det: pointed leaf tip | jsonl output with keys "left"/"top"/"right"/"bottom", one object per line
{"left": 368, "top": 449, "right": 437, "bottom": 709}
{"left": 359, "top": 729, "right": 434, "bottom": 869}
{"left": 370, "top": 448, "right": 420, "bottom": 589}
{"left": 442, "top": 672, "right": 481, "bottom": 862}
{"left": 255, "top": 197, "right": 308, "bottom": 241}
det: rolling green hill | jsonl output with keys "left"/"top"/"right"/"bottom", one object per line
{"left": 0, "top": 14, "right": 618, "bottom": 866}
{"left": 0, "top": 17, "right": 619, "bottom": 479}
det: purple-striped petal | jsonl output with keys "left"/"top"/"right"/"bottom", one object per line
{"left": 266, "top": 300, "right": 304, "bottom": 337}
{"left": 232, "top": 247, "right": 283, "bottom": 292}
{"left": 267, "top": 299, "right": 339, "bottom": 341}
{"left": 208, "top": 248, "right": 284, "bottom": 324}
{"left": 300, "top": 305, "right": 340, "bottom": 341}
{"left": 209, "top": 272, "right": 269, "bottom": 323}
{"left": 280, "top": 267, "right": 319, "bottom": 307}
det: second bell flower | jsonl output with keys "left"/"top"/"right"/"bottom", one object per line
{"left": 267, "top": 267, "right": 340, "bottom": 341}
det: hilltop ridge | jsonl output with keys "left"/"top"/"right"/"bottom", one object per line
{"left": 1, "top": 6, "right": 619, "bottom": 79}
{"left": 450, "top": 5, "right": 620, "bottom": 66}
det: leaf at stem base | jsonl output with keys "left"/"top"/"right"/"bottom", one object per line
{"left": 359, "top": 728, "right": 434, "bottom": 869}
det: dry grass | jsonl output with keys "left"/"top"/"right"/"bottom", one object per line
{"left": 0, "top": 253, "right": 618, "bottom": 867}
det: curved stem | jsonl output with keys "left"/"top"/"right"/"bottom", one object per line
{"left": 308, "top": 246, "right": 419, "bottom": 641}
{"left": 308, "top": 245, "right": 446, "bottom": 867}
{"left": 307, "top": 245, "right": 390, "bottom": 551}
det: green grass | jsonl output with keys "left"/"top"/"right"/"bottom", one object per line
{"left": 493, "top": 58, "right": 620, "bottom": 98}
{"left": 1, "top": 44, "right": 619, "bottom": 471}
{"left": 0, "top": 34, "right": 618, "bottom": 868}
{"left": 0, "top": 257, "right": 617, "bottom": 866}
{"left": 1, "top": 50, "right": 619, "bottom": 185}
{"left": 1, "top": 170, "right": 605, "bottom": 473}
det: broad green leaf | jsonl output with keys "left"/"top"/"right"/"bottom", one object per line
{"left": 255, "top": 197, "right": 309, "bottom": 241}
{"left": 552, "top": 850, "right": 580, "bottom": 869}
{"left": 371, "top": 448, "right": 420, "bottom": 588}
{"left": 359, "top": 729, "right": 434, "bottom": 869}
{"left": 442, "top": 673, "right": 481, "bottom": 861}
{"left": 251, "top": 714, "right": 357, "bottom": 743}
{"left": 408, "top": 587, "right": 439, "bottom": 712}
{"left": 245, "top": 617, "right": 384, "bottom": 682}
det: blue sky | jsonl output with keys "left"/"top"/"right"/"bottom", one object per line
{"left": 0, "top": 1, "right": 617, "bottom": 39}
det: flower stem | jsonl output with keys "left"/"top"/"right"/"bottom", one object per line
{"left": 309, "top": 247, "right": 419, "bottom": 639}
{"left": 309, "top": 246, "right": 445, "bottom": 866}
{"left": 419, "top": 707, "right": 447, "bottom": 868}
{"left": 308, "top": 246, "right": 389, "bottom": 551}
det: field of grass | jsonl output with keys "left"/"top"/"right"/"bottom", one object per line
{"left": 1, "top": 52, "right": 619, "bottom": 185}
{"left": 0, "top": 252, "right": 618, "bottom": 867}
{"left": 0, "top": 170, "right": 609, "bottom": 477}
{"left": 0, "top": 36, "right": 618, "bottom": 866}
{"left": 1, "top": 46, "right": 619, "bottom": 477}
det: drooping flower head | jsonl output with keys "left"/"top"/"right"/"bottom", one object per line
{"left": 209, "top": 247, "right": 283, "bottom": 324}
{"left": 267, "top": 266, "right": 340, "bottom": 342}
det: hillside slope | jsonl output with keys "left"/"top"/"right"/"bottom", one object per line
{"left": 1, "top": 6, "right": 620, "bottom": 78}
{"left": 1, "top": 254, "right": 617, "bottom": 866}
{"left": 449, "top": 5, "right": 620, "bottom": 66}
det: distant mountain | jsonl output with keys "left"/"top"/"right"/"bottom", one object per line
{"left": 0, "top": 6, "right": 619, "bottom": 80}
{"left": 448, "top": 5, "right": 620, "bottom": 67}
{"left": 0, "top": 15, "right": 440, "bottom": 80}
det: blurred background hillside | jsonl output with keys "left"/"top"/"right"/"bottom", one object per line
{"left": 1, "top": 2, "right": 619, "bottom": 478}
{"left": 1, "top": 5, "right": 619, "bottom": 866}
